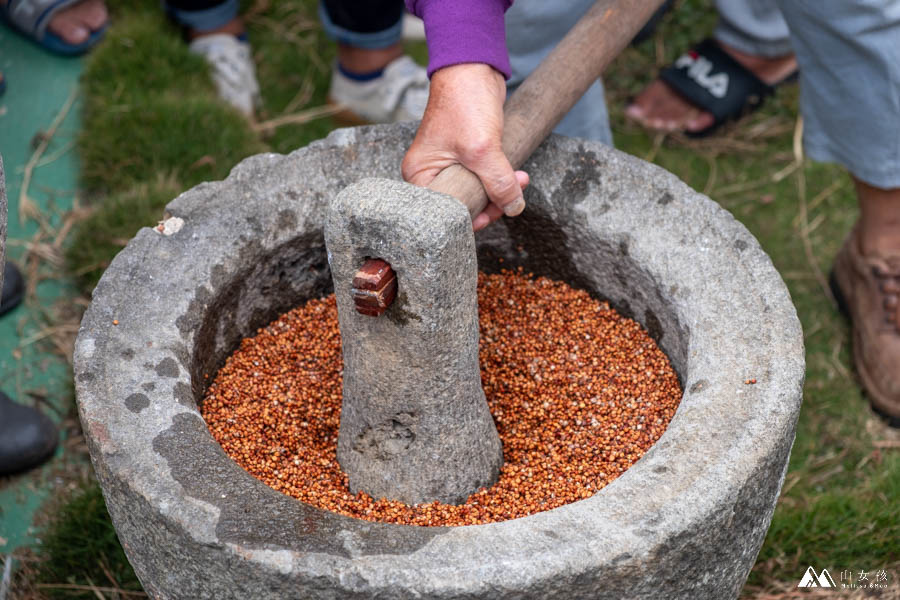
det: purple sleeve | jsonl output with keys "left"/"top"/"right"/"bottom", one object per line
{"left": 405, "top": 0, "right": 513, "bottom": 79}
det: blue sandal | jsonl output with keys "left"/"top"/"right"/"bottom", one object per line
{"left": 1, "top": 0, "right": 106, "bottom": 56}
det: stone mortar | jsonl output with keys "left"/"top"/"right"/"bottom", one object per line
{"left": 74, "top": 123, "right": 805, "bottom": 600}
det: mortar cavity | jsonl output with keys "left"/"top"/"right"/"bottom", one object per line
{"left": 188, "top": 216, "right": 689, "bottom": 408}
{"left": 186, "top": 199, "right": 691, "bottom": 524}
{"left": 474, "top": 214, "right": 689, "bottom": 381}
{"left": 185, "top": 207, "right": 691, "bottom": 522}
{"left": 189, "top": 234, "right": 334, "bottom": 404}
{"left": 201, "top": 271, "right": 682, "bottom": 526}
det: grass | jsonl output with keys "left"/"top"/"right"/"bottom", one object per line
{"left": 31, "top": 0, "right": 898, "bottom": 597}
{"left": 33, "top": 485, "right": 142, "bottom": 599}
{"left": 78, "top": 7, "right": 262, "bottom": 194}
{"left": 67, "top": 176, "right": 185, "bottom": 289}
{"left": 67, "top": 0, "right": 329, "bottom": 288}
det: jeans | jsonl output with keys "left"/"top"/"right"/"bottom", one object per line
{"left": 318, "top": 0, "right": 404, "bottom": 49}
{"left": 166, "top": 0, "right": 404, "bottom": 44}
{"left": 164, "top": 0, "right": 239, "bottom": 33}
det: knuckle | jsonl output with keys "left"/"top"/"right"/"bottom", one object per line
{"left": 466, "top": 137, "right": 499, "bottom": 162}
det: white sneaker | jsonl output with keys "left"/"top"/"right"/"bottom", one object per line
{"left": 189, "top": 33, "right": 262, "bottom": 117}
{"left": 328, "top": 55, "right": 429, "bottom": 124}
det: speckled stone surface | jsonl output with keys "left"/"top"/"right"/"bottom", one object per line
{"left": 74, "top": 123, "right": 805, "bottom": 600}
{"left": 326, "top": 179, "right": 502, "bottom": 505}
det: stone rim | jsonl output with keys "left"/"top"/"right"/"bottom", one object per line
{"left": 74, "top": 124, "right": 804, "bottom": 598}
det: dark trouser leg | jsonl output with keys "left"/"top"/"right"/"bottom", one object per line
{"left": 319, "top": 0, "right": 403, "bottom": 49}
{"left": 163, "top": 0, "right": 239, "bottom": 33}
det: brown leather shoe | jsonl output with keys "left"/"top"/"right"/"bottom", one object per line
{"left": 831, "top": 227, "right": 900, "bottom": 427}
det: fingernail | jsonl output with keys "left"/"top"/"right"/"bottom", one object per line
{"left": 503, "top": 197, "right": 526, "bottom": 217}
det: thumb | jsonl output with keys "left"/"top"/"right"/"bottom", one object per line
{"left": 469, "top": 148, "right": 526, "bottom": 217}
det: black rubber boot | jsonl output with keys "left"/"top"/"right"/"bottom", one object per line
{"left": 1, "top": 262, "right": 24, "bottom": 316}
{"left": 0, "top": 390, "right": 58, "bottom": 476}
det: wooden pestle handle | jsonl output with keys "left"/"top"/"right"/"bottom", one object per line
{"left": 427, "top": 0, "right": 667, "bottom": 217}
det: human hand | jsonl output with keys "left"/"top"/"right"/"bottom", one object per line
{"left": 401, "top": 63, "right": 529, "bottom": 231}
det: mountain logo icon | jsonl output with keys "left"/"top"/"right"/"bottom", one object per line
{"left": 798, "top": 566, "right": 836, "bottom": 588}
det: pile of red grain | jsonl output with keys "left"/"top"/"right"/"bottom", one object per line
{"left": 200, "top": 270, "right": 681, "bottom": 526}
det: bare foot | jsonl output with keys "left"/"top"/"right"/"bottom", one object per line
{"left": 44, "top": 0, "right": 108, "bottom": 46}
{"left": 625, "top": 41, "right": 797, "bottom": 134}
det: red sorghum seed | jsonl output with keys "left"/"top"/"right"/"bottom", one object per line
{"left": 200, "top": 269, "right": 682, "bottom": 527}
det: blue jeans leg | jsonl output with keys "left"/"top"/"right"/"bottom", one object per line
{"left": 164, "top": 0, "right": 239, "bottom": 32}
{"left": 318, "top": 1, "right": 402, "bottom": 49}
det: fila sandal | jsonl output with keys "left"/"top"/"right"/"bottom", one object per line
{"left": 657, "top": 38, "right": 795, "bottom": 138}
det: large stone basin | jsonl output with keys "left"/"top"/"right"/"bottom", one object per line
{"left": 74, "top": 123, "right": 804, "bottom": 599}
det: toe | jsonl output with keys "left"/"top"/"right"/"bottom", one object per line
{"left": 625, "top": 81, "right": 664, "bottom": 124}
{"left": 48, "top": 0, "right": 108, "bottom": 43}
{"left": 686, "top": 112, "right": 715, "bottom": 133}
{"left": 630, "top": 80, "right": 682, "bottom": 129}
{"left": 81, "top": 0, "right": 109, "bottom": 31}
{"left": 624, "top": 103, "right": 645, "bottom": 121}
{"left": 626, "top": 79, "right": 712, "bottom": 133}
{"left": 658, "top": 94, "right": 704, "bottom": 131}
{"left": 648, "top": 117, "right": 676, "bottom": 132}
{"left": 48, "top": 19, "right": 90, "bottom": 44}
